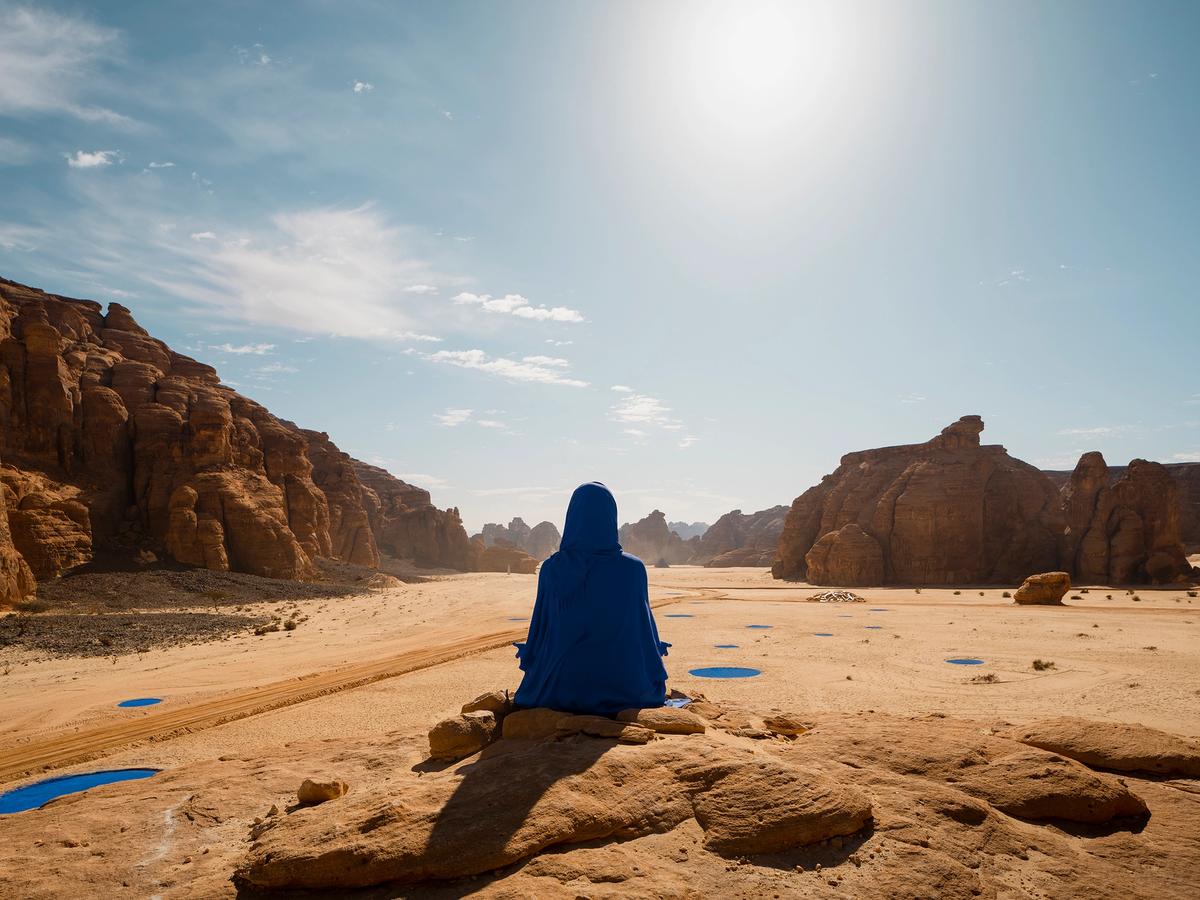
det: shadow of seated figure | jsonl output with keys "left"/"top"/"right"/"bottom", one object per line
{"left": 511, "top": 482, "right": 670, "bottom": 715}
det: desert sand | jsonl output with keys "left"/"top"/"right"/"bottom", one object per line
{"left": 2, "top": 567, "right": 1199, "bottom": 897}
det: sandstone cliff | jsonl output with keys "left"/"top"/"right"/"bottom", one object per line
{"left": 695, "top": 505, "right": 788, "bottom": 567}
{"left": 1046, "top": 461, "right": 1200, "bottom": 555}
{"left": 773, "top": 416, "right": 1192, "bottom": 586}
{"left": 0, "top": 276, "right": 470, "bottom": 604}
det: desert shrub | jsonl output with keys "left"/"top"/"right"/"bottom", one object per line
{"left": 1032, "top": 659, "right": 1056, "bottom": 671}
{"left": 13, "top": 599, "right": 50, "bottom": 614}
{"left": 971, "top": 673, "right": 999, "bottom": 683}
{"left": 953, "top": 590, "right": 961, "bottom": 595}
{"left": 1080, "top": 588, "right": 1090, "bottom": 594}
{"left": 1143, "top": 645, "right": 1158, "bottom": 651}
{"left": 284, "top": 619, "right": 298, "bottom": 631}
{"left": 1189, "top": 591, "right": 1197, "bottom": 598}
{"left": 1002, "top": 591, "right": 1012, "bottom": 598}
{"left": 254, "top": 623, "right": 281, "bottom": 636}
{"left": 1132, "top": 595, "right": 1142, "bottom": 602}
{"left": 914, "top": 587, "right": 922, "bottom": 594}
{"left": 1070, "top": 594, "right": 1082, "bottom": 600}
{"left": 978, "top": 591, "right": 984, "bottom": 596}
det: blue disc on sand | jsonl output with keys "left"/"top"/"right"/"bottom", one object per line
{"left": 688, "top": 666, "right": 762, "bottom": 679}
{"left": 946, "top": 657, "right": 985, "bottom": 666}
{"left": 117, "top": 698, "right": 162, "bottom": 708}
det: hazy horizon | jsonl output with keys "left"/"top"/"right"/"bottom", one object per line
{"left": 2, "top": 0, "right": 1197, "bottom": 533}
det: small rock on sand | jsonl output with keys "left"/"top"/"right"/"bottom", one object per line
{"left": 428, "top": 710, "right": 499, "bottom": 760}
{"left": 461, "top": 690, "right": 513, "bottom": 718}
{"left": 297, "top": 778, "right": 349, "bottom": 806}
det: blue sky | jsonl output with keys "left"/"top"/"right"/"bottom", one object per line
{"left": 1, "top": 0, "right": 1197, "bottom": 532}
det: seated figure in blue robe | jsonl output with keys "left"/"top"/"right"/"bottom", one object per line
{"left": 513, "top": 482, "right": 670, "bottom": 715}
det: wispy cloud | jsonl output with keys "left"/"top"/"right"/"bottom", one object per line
{"left": 679, "top": 435, "right": 699, "bottom": 449}
{"left": 213, "top": 342, "right": 275, "bottom": 355}
{"left": 146, "top": 204, "right": 444, "bottom": 342}
{"left": 353, "top": 80, "right": 374, "bottom": 94}
{"left": 453, "top": 292, "right": 584, "bottom": 323}
{"left": 611, "top": 392, "right": 672, "bottom": 426}
{"left": 0, "top": 5, "right": 130, "bottom": 125}
{"left": 899, "top": 392, "right": 926, "bottom": 404}
{"left": 422, "top": 349, "right": 588, "bottom": 387}
{"left": 1057, "top": 425, "right": 1134, "bottom": 437}
{"left": 0, "top": 223, "right": 43, "bottom": 251}
{"left": 403, "top": 284, "right": 437, "bottom": 295}
{"left": 254, "top": 362, "right": 298, "bottom": 375}
{"left": 0, "top": 136, "right": 35, "bottom": 166}
{"left": 66, "top": 149, "right": 119, "bottom": 168}
{"left": 234, "top": 43, "right": 273, "bottom": 67}
{"left": 610, "top": 384, "right": 634, "bottom": 393}
{"left": 435, "top": 408, "right": 473, "bottom": 427}
{"left": 146, "top": 160, "right": 174, "bottom": 169}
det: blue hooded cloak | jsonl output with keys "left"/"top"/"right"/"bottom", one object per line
{"left": 513, "top": 482, "right": 670, "bottom": 715}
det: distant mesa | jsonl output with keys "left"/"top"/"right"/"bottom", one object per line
{"left": 616, "top": 506, "right": 786, "bottom": 568}
{"left": 473, "top": 517, "right": 560, "bottom": 561}
{"left": 619, "top": 509, "right": 695, "bottom": 565}
{"left": 468, "top": 537, "right": 538, "bottom": 574}
{"left": 772, "top": 416, "right": 1193, "bottom": 587}
{"left": 0, "top": 276, "right": 478, "bottom": 607}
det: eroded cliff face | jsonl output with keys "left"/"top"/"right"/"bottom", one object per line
{"left": 773, "top": 417, "right": 1192, "bottom": 586}
{"left": 352, "top": 461, "right": 473, "bottom": 570}
{"left": 695, "top": 505, "right": 788, "bottom": 567}
{"left": 0, "top": 276, "right": 470, "bottom": 603}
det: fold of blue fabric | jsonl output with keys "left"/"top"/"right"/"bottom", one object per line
{"left": 513, "top": 482, "right": 669, "bottom": 715}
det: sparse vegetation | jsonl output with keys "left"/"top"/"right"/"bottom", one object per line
{"left": 1132, "top": 595, "right": 1142, "bottom": 602}
{"left": 914, "top": 587, "right": 922, "bottom": 594}
{"left": 1032, "top": 659, "right": 1056, "bottom": 671}
{"left": 1070, "top": 595, "right": 1082, "bottom": 600}
{"left": 1002, "top": 591, "right": 1011, "bottom": 598}
{"left": 1080, "top": 588, "right": 1090, "bottom": 594}
{"left": 13, "top": 599, "right": 51, "bottom": 614}
{"left": 953, "top": 590, "right": 961, "bottom": 595}
{"left": 978, "top": 591, "right": 984, "bottom": 596}
{"left": 971, "top": 672, "right": 999, "bottom": 683}
{"left": 284, "top": 619, "right": 298, "bottom": 631}
{"left": 1143, "top": 645, "right": 1158, "bottom": 651}
{"left": 254, "top": 623, "right": 281, "bottom": 636}
{"left": 1189, "top": 591, "right": 1197, "bottom": 598}
{"left": 1106, "top": 594, "right": 1113, "bottom": 600}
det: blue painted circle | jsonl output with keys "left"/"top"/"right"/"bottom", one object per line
{"left": 664, "top": 613, "right": 694, "bottom": 618}
{"left": 869, "top": 608, "right": 889, "bottom": 612}
{"left": 745, "top": 624, "right": 773, "bottom": 629}
{"left": 117, "top": 698, "right": 162, "bottom": 708}
{"left": 813, "top": 632, "right": 834, "bottom": 637}
{"left": 688, "top": 666, "right": 762, "bottom": 679}
{"left": 713, "top": 643, "right": 738, "bottom": 648}
{"left": 946, "top": 657, "right": 985, "bottom": 666}
{"left": 864, "top": 625, "right": 883, "bottom": 630}
{"left": 0, "top": 769, "right": 159, "bottom": 815}
{"left": 837, "top": 614, "right": 854, "bottom": 618}
{"left": 507, "top": 617, "right": 528, "bottom": 621}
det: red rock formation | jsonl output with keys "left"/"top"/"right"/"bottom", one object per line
{"left": 772, "top": 416, "right": 1064, "bottom": 585}
{"left": 352, "top": 461, "right": 473, "bottom": 569}
{"left": 0, "top": 276, "right": 471, "bottom": 599}
{"left": 1013, "top": 571, "right": 1071, "bottom": 605}
{"left": 1049, "top": 460, "right": 1200, "bottom": 557}
{"left": 1060, "top": 453, "right": 1190, "bottom": 584}
{"left": 695, "top": 505, "right": 788, "bottom": 567}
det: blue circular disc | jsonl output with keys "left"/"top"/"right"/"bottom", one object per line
{"left": 117, "top": 698, "right": 162, "bottom": 708}
{"left": 945, "top": 657, "right": 985, "bottom": 665}
{"left": 713, "top": 643, "right": 738, "bottom": 648}
{"left": 688, "top": 666, "right": 762, "bottom": 679}
{"left": 813, "top": 632, "right": 834, "bottom": 637}
{"left": 745, "top": 624, "right": 773, "bottom": 629}
{"left": 664, "top": 613, "right": 694, "bottom": 618}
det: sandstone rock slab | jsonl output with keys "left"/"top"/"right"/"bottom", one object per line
{"left": 1010, "top": 717, "right": 1200, "bottom": 777}
{"left": 1013, "top": 571, "right": 1070, "bottom": 605}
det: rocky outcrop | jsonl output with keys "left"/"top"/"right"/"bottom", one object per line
{"left": 237, "top": 733, "right": 873, "bottom": 890}
{"left": 773, "top": 417, "right": 1063, "bottom": 585}
{"left": 619, "top": 509, "right": 696, "bottom": 564}
{"left": 1046, "top": 461, "right": 1200, "bottom": 554}
{"left": 0, "top": 458, "right": 36, "bottom": 604}
{"left": 773, "top": 416, "right": 1191, "bottom": 586}
{"left": 476, "top": 517, "right": 560, "bottom": 560}
{"left": 1060, "top": 453, "right": 1191, "bottom": 584}
{"left": 696, "top": 505, "right": 787, "bottom": 567}
{"left": 1012, "top": 571, "right": 1070, "bottom": 605}
{"left": 1010, "top": 717, "right": 1200, "bottom": 777}
{"left": 351, "top": 460, "right": 472, "bottom": 570}
{"left": 0, "top": 275, "right": 471, "bottom": 598}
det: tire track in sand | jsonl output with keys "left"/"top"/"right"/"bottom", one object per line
{"left": 0, "top": 590, "right": 720, "bottom": 785}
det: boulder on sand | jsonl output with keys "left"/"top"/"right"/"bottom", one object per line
{"left": 1013, "top": 571, "right": 1071, "bottom": 605}
{"left": 428, "top": 710, "right": 499, "bottom": 761}
{"left": 616, "top": 706, "right": 706, "bottom": 734}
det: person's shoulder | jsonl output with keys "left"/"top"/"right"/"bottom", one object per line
{"left": 619, "top": 551, "right": 648, "bottom": 573}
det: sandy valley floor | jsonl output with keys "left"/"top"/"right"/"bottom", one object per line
{"left": 1, "top": 567, "right": 1199, "bottom": 897}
